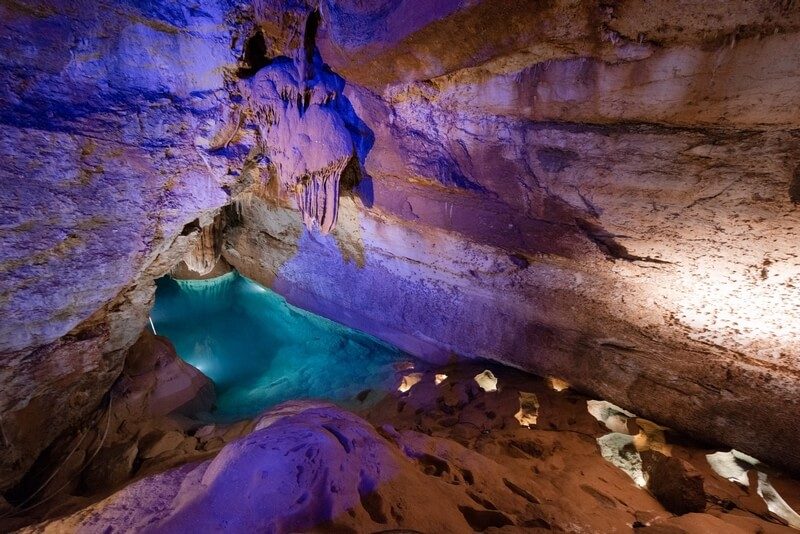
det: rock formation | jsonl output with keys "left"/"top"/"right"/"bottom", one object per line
{"left": 224, "top": 0, "right": 800, "bottom": 475}
{"left": 243, "top": 52, "right": 356, "bottom": 234}
{"left": 15, "top": 365, "right": 800, "bottom": 533}
{"left": 1, "top": 0, "right": 800, "bottom": 527}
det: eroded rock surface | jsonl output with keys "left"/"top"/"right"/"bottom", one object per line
{"left": 0, "top": 0, "right": 244, "bottom": 489}
{"left": 21, "top": 365, "right": 800, "bottom": 533}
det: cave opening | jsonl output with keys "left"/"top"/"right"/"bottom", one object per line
{"left": 237, "top": 30, "right": 270, "bottom": 78}
{"left": 150, "top": 270, "right": 411, "bottom": 421}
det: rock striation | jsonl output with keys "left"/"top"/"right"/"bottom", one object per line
{"left": 224, "top": 0, "right": 800, "bottom": 475}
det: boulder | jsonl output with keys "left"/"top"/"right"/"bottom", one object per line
{"left": 642, "top": 451, "right": 707, "bottom": 515}
{"left": 33, "top": 403, "right": 473, "bottom": 533}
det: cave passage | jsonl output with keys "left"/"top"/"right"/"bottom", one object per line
{"left": 151, "top": 271, "right": 409, "bottom": 421}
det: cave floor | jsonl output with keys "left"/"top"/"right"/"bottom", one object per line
{"left": 7, "top": 357, "right": 800, "bottom": 533}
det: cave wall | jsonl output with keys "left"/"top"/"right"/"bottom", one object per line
{"left": 0, "top": 0, "right": 245, "bottom": 489}
{"left": 1, "top": 0, "right": 799, "bottom": 491}
{"left": 225, "top": 0, "right": 800, "bottom": 473}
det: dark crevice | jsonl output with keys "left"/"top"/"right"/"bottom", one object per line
{"left": 576, "top": 218, "right": 672, "bottom": 264}
{"left": 503, "top": 478, "right": 540, "bottom": 505}
{"left": 180, "top": 218, "right": 200, "bottom": 236}
{"left": 598, "top": 338, "right": 641, "bottom": 352}
{"left": 357, "top": 475, "right": 387, "bottom": 525}
{"left": 458, "top": 505, "right": 515, "bottom": 531}
{"left": 467, "top": 490, "right": 498, "bottom": 510}
{"left": 339, "top": 156, "right": 362, "bottom": 192}
{"left": 303, "top": 10, "right": 321, "bottom": 79}
{"left": 790, "top": 166, "right": 800, "bottom": 204}
{"left": 415, "top": 453, "right": 450, "bottom": 477}
{"left": 321, "top": 424, "right": 351, "bottom": 453}
{"left": 237, "top": 30, "right": 270, "bottom": 78}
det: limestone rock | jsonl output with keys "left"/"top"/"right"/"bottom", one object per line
{"left": 0, "top": 0, "right": 240, "bottom": 487}
{"left": 115, "top": 333, "right": 216, "bottom": 420}
{"left": 139, "top": 431, "right": 185, "bottom": 460}
{"left": 642, "top": 450, "right": 708, "bottom": 515}
{"left": 32, "top": 404, "right": 474, "bottom": 532}
{"left": 2, "top": 0, "right": 800, "bottom": 504}
{"left": 242, "top": 37, "right": 360, "bottom": 234}
{"left": 179, "top": 215, "right": 225, "bottom": 277}
{"left": 15, "top": 366, "right": 800, "bottom": 534}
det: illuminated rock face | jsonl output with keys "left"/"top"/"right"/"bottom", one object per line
{"left": 0, "top": 0, "right": 246, "bottom": 489}
{"left": 1, "top": 0, "right": 800, "bottom": 493}
{"left": 225, "top": 0, "right": 800, "bottom": 474}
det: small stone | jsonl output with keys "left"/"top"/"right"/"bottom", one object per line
{"left": 140, "top": 431, "right": 185, "bottom": 459}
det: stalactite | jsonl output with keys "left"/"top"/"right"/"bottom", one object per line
{"left": 293, "top": 156, "right": 349, "bottom": 234}
{"left": 241, "top": 22, "right": 356, "bottom": 235}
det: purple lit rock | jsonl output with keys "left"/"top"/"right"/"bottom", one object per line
{"left": 0, "top": 0, "right": 241, "bottom": 488}
{"left": 39, "top": 403, "right": 472, "bottom": 532}
{"left": 244, "top": 55, "right": 354, "bottom": 234}
{"left": 3, "top": 0, "right": 800, "bottom": 498}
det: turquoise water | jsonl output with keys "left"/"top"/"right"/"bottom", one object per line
{"left": 151, "top": 272, "right": 408, "bottom": 421}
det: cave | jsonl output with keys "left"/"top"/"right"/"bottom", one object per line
{"left": 1, "top": 1, "right": 800, "bottom": 532}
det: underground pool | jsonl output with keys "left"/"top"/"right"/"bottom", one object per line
{"left": 150, "top": 271, "right": 410, "bottom": 421}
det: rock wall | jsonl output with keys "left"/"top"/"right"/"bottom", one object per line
{"left": 1, "top": 0, "right": 799, "bottom": 497}
{"left": 224, "top": 0, "right": 800, "bottom": 473}
{"left": 0, "top": 0, "right": 243, "bottom": 490}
